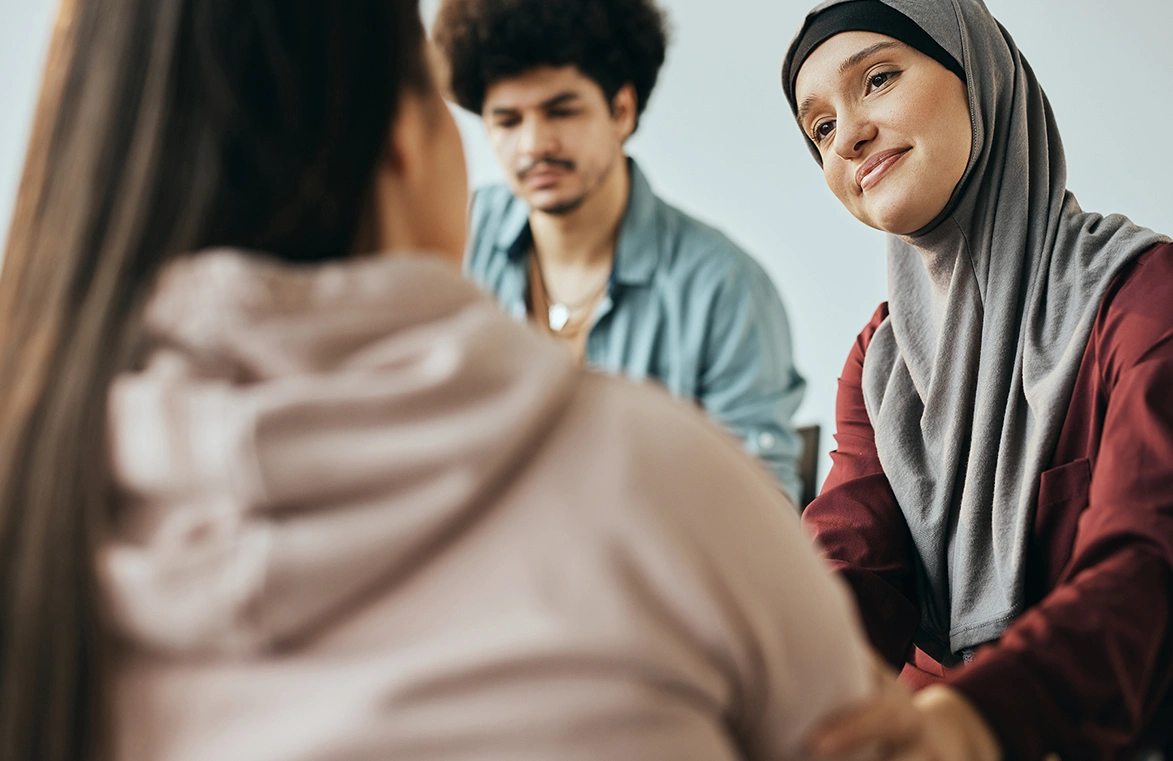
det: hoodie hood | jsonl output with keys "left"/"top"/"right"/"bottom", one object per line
{"left": 102, "top": 249, "right": 577, "bottom": 656}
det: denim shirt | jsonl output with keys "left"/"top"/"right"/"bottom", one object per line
{"left": 465, "top": 159, "right": 806, "bottom": 499}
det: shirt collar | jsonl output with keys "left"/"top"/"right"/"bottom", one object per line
{"left": 495, "top": 158, "right": 661, "bottom": 287}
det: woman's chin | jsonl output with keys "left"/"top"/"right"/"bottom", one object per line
{"left": 856, "top": 198, "right": 939, "bottom": 237}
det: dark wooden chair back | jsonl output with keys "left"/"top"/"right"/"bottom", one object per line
{"left": 795, "top": 424, "right": 821, "bottom": 509}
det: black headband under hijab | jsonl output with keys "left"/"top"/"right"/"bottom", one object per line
{"left": 782, "top": 0, "right": 965, "bottom": 117}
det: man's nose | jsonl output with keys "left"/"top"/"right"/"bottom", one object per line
{"left": 518, "top": 116, "right": 558, "bottom": 157}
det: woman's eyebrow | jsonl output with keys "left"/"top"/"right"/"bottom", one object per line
{"left": 838, "top": 40, "right": 900, "bottom": 74}
{"left": 797, "top": 96, "right": 819, "bottom": 124}
{"left": 796, "top": 40, "right": 902, "bottom": 124}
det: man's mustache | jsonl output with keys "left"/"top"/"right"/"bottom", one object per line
{"left": 517, "top": 158, "right": 575, "bottom": 181}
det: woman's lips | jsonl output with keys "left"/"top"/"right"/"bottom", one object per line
{"left": 857, "top": 148, "right": 910, "bottom": 192}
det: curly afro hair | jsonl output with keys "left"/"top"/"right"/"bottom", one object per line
{"left": 433, "top": 0, "right": 669, "bottom": 127}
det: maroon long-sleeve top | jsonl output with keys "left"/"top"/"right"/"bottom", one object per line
{"left": 803, "top": 243, "right": 1173, "bottom": 761}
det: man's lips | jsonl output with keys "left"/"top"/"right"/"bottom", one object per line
{"left": 524, "top": 169, "right": 565, "bottom": 187}
{"left": 519, "top": 160, "right": 574, "bottom": 187}
{"left": 856, "top": 148, "right": 910, "bottom": 192}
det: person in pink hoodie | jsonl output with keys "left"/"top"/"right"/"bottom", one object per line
{"left": 0, "top": 2, "right": 881, "bottom": 760}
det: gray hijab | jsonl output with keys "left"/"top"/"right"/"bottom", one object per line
{"left": 785, "top": 0, "right": 1168, "bottom": 664}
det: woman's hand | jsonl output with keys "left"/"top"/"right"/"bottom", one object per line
{"left": 804, "top": 654, "right": 1002, "bottom": 761}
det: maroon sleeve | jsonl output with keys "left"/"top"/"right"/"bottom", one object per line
{"left": 802, "top": 304, "right": 920, "bottom": 670}
{"left": 950, "top": 246, "right": 1173, "bottom": 761}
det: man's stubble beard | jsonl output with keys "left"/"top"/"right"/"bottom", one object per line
{"left": 537, "top": 193, "right": 589, "bottom": 216}
{"left": 530, "top": 150, "right": 621, "bottom": 218}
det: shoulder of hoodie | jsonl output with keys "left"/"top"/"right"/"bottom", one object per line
{"left": 528, "top": 367, "right": 803, "bottom": 571}
{"left": 510, "top": 366, "right": 868, "bottom": 724}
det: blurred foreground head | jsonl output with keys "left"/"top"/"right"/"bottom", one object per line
{"left": 0, "top": 2, "right": 459, "bottom": 759}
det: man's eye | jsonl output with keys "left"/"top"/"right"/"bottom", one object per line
{"left": 548, "top": 109, "right": 576, "bottom": 119}
{"left": 812, "top": 120, "right": 835, "bottom": 143}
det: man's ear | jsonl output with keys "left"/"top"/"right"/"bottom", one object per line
{"left": 611, "top": 83, "right": 638, "bottom": 142}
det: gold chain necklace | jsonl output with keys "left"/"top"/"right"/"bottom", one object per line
{"left": 531, "top": 251, "right": 612, "bottom": 332}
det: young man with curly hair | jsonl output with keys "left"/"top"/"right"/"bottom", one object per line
{"left": 433, "top": 0, "right": 807, "bottom": 500}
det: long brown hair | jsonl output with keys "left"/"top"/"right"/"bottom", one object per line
{"left": 0, "top": 1, "right": 428, "bottom": 758}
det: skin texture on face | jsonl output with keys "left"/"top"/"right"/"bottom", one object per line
{"left": 794, "top": 31, "right": 972, "bottom": 236}
{"left": 482, "top": 66, "right": 635, "bottom": 216}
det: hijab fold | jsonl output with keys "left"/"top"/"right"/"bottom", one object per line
{"left": 785, "top": 0, "right": 1168, "bottom": 663}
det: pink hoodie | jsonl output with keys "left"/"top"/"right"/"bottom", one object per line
{"left": 103, "top": 249, "right": 873, "bottom": 761}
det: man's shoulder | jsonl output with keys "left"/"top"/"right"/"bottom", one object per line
{"left": 648, "top": 195, "right": 769, "bottom": 284}
{"left": 470, "top": 183, "right": 525, "bottom": 230}
{"left": 467, "top": 183, "right": 527, "bottom": 276}
{"left": 655, "top": 195, "right": 749, "bottom": 259}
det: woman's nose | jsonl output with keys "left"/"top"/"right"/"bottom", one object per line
{"left": 833, "top": 113, "right": 876, "bottom": 160}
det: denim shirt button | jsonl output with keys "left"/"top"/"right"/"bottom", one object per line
{"left": 757, "top": 432, "right": 776, "bottom": 450}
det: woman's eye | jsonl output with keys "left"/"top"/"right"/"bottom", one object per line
{"left": 867, "top": 71, "right": 897, "bottom": 91}
{"left": 812, "top": 121, "right": 835, "bottom": 143}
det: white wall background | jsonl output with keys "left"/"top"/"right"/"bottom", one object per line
{"left": 4, "top": 0, "right": 1172, "bottom": 484}
{"left": 0, "top": 0, "right": 55, "bottom": 247}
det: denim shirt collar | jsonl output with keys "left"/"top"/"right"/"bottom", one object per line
{"left": 494, "top": 157, "right": 661, "bottom": 287}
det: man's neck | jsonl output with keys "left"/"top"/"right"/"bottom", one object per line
{"left": 529, "top": 157, "right": 630, "bottom": 271}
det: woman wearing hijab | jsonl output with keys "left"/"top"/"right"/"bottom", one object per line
{"left": 782, "top": 0, "right": 1173, "bottom": 759}
{"left": 0, "top": 1, "right": 881, "bottom": 759}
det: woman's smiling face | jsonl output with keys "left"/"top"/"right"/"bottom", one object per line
{"left": 794, "top": 31, "right": 972, "bottom": 235}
